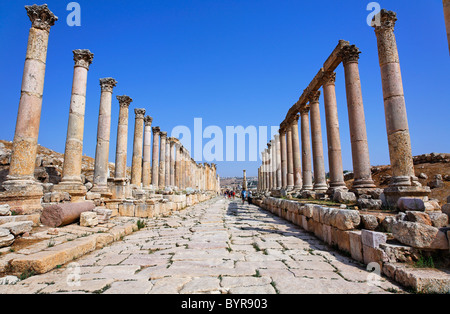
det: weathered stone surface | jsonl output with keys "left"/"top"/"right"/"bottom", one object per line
{"left": 360, "top": 214, "right": 379, "bottom": 230}
{"left": 302, "top": 204, "right": 314, "bottom": 218}
{"left": 406, "top": 211, "right": 432, "bottom": 226}
{"left": 80, "top": 212, "right": 98, "bottom": 227}
{"left": 380, "top": 215, "right": 397, "bottom": 233}
{"left": 426, "top": 213, "right": 447, "bottom": 228}
{"left": 1, "top": 221, "right": 33, "bottom": 236}
{"left": 0, "top": 276, "right": 20, "bottom": 285}
{"left": 394, "top": 265, "right": 450, "bottom": 294}
{"left": 361, "top": 230, "right": 387, "bottom": 248}
{"left": 397, "top": 197, "right": 425, "bottom": 212}
{"left": 333, "top": 190, "right": 356, "bottom": 203}
{"left": 380, "top": 243, "right": 420, "bottom": 264}
{"left": 424, "top": 200, "right": 441, "bottom": 212}
{"left": 392, "top": 221, "right": 449, "bottom": 250}
{"left": 0, "top": 205, "right": 11, "bottom": 217}
{"left": 357, "top": 198, "right": 382, "bottom": 210}
{"left": 0, "top": 228, "right": 14, "bottom": 248}
{"left": 332, "top": 209, "right": 360, "bottom": 230}
{"left": 442, "top": 203, "right": 450, "bottom": 218}
{"left": 348, "top": 230, "right": 363, "bottom": 263}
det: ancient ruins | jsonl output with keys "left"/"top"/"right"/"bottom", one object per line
{"left": 0, "top": 4, "right": 448, "bottom": 294}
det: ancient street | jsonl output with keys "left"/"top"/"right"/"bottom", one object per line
{"left": 1, "top": 197, "right": 403, "bottom": 294}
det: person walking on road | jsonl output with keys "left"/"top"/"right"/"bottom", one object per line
{"left": 241, "top": 190, "right": 247, "bottom": 205}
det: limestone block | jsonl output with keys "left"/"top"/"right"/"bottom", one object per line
{"left": 313, "top": 221, "right": 324, "bottom": 240}
{"left": 0, "top": 204, "right": 11, "bottom": 216}
{"left": 392, "top": 221, "right": 449, "bottom": 250}
{"left": 397, "top": 197, "right": 425, "bottom": 212}
{"left": 134, "top": 204, "right": 148, "bottom": 218}
{"left": 379, "top": 243, "right": 420, "bottom": 263}
{"left": 405, "top": 211, "right": 432, "bottom": 226}
{"left": 322, "top": 224, "right": 332, "bottom": 245}
{"left": 1, "top": 221, "right": 33, "bottom": 236}
{"left": 424, "top": 200, "right": 441, "bottom": 212}
{"left": 301, "top": 216, "right": 309, "bottom": 232}
{"left": 442, "top": 204, "right": 450, "bottom": 218}
{"left": 331, "top": 228, "right": 351, "bottom": 254}
{"left": 428, "top": 213, "right": 449, "bottom": 228}
{"left": 0, "top": 228, "right": 14, "bottom": 248}
{"left": 361, "top": 230, "right": 387, "bottom": 249}
{"left": 80, "top": 212, "right": 98, "bottom": 227}
{"left": 357, "top": 198, "right": 382, "bottom": 210}
{"left": 348, "top": 230, "right": 363, "bottom": 263}
{"left": 303, "top": 204, "right": 314, "bottom": 218}
{"left": 119, "top": 202, "right": 135, "bottom": 217}
{"left": 360, "top": 214, "right": 379, "bottom": 230}
{"left": 394, "top": 266, "right": 450, "bottom": 294}
{"left": 312, "top": 205, "right": 322, "bottom": 223}
{"left": 363, "top": 245, "right": 388, "bottom": 267}
{"left": 333, "top": 190, "right": 356, "bottom": 204}
{"left": 332, "top": 209, "right": 361, "bottom": 231}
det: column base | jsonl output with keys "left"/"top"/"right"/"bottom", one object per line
{"left": 383, "top": 185, "right": 431, "bottom": 209}
{"left": 326, "top": 185, "right": 348, "bottom": 196}
{"left": 90, "top": 185, "right": 113, "bottom": 199}
{"left": 0, "top": 180, "right": 43, "bottom": 214}
{"left": 110, "top": 178, "right": 131, "bottom": 200}
{"left": 53, "top": 182, "right": 87, "bottom": 203}
{"left": 313, "top": 183, "right": 329, "bottom": 194}
{"left": 350, "top": 178, "right": 376, "bottom": 196}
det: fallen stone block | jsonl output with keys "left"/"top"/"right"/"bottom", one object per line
{"left": 428, "top": 212, "right": 449, "bottom": 228}
{"left": 333, "top": 190, "right": 356, "bottom": 204}
{"left": 0, "top": 228, "right": 14, "bottom": 248}
{"left": 392, "top": 221, "right": 449, "bottom": 250}
{"left": 394, "top": 265, "right": 450, "bottom": 294}
{"left": 405, "top": 211, "right": 432, "bottom": 226}
{"left": 0, "top": 204, "right": 11, "bottom": 216}
{"left": 41, "top": 202, "right": 96, "bottom": 228}
{"left": 80, "top": 212, "right": 98, "bottom": 228}
{"left": 1, "top": 221, "right": 33, "bottom": 236}
{"left": 397, "top": 197, "right": 425, "bottom": 212}
{"left": 360, "top": 214, "right": 379, "bottom": 231}
{"left": 332, "top": 209, "right": 361, "bottom": 231}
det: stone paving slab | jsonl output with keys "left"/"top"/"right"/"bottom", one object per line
{"left": 0, "top": 198, "right": 406, "bottom": 294}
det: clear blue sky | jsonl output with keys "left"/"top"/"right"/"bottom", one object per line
{"left": 0, "top": 0, "right": 449, "bottom": 178}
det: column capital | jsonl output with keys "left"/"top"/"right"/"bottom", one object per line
{"left": 372, "top": 9, "right": 397, "bottom": 32}
{"left": 99, "top": 78, "right": 117, "bottom": 92}
{"left": 117, "top": 95, "right": 133, "bottom": 108}
{"left": 300, "top": 106, "right": 310, "bottom": 115}
{"left": 152, "top": 126, "right": 161, "bottom": 135}
{"left": 144, "top": 116, "right": 153, "bottom": 126}
{"left": 134, "top": 108, "right": 146, "bottom": 119}
{"left": 160, "top": 132, "right": 168, "bottom": 139}
{"left": 267, "top": 142, "right": 272, "bottom": 149}
{"left": 279, "top": 128, "right": 286, "bottom": 136}
{"left": 308, "top": 91, "right": 321, "bottom": 104}
{"left": 25, "top": 4, "right": 58, "bottom": 32}
{"left": 73, "top": 49, "right": 94, "bottom": 70}
{"left": 338, "top": 45, "right": 361, "bottom": 64}
{"left": 322, "top": 71, "right": 336, "bottom": 86}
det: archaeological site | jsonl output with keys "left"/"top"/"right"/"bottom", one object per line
{"left": 0, "top": 2, "right": 449, "bottom": 296}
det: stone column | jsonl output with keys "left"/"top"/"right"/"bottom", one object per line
{"left": 165, "top": 138, "right": 171, "bottom": 187}
{"left": 291, "top": 115, "right": 302, "bottom": 191}
{"left": 279, "top": 129, "right": 288, "bottom": 190}
{"left": 322, "top": 72, "right": 347, "bottom": 193}
{"left": 174, "top": 142, "right": 181, "bottom": 189}
{"left": 151, "top": 127, "right": 161, "bottom": 189}
{"left": 309, "top": 91, "right": 328, "bottom": 193}
{"left": 114, "top": 96, "right": 133, "bottom": 182}
{"left": 92, "top": 78, "right": 117, "bottom": 196}
{"left": 275, "top": 134, "right": 282, "bottom": 190}
{"left": 373, "top": 9, "right": 430, "bottom": 204}
{"left": 169, "top": 138, "right": 176, "bottom": 187}
{"left": 1, "top": 5, "right": 58, "bottom": 214}
{"left": 130, "top": 109, "right": 146, "bottom": 187}
{"left": 261, "top": 150, "right": 267, "bottom": 191}
{"left": 300, "top": 108, "right": 313, "bottom": 191}
{"left": 112, "top": 95, "right": 132, "bottom": 199}
{"left": 159, "top": 132, "right": 167, "bottom": 189}
{"left": 142, "top": 116, "right": 153, "bottom": 189}
{"left": 243, "top": 170, "right": 248, "bottom": 191}
{"left": 339, "top": 45, "right": 376, "bottom": 194}
{"left": 444, "top": 0, "right": 450, "bottom": 54}
{"left": 286, "top": 126, "right": 294, "bottom": 191}
{"left": 266, "top": 144, "right": 273, "bottom": 190}
{"left": 55, "top": 49, "right": 94, "bottom": 202}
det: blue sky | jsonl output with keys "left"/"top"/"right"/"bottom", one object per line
{"left": 0, "top": 0, "right": 449, "bottom": 178}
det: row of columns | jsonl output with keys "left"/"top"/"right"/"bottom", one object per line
{"left": 2, "top": 4, "right": 220, "bottom": 211}
{"left": 258, "top": 9, "right": 429, "bottom": 204}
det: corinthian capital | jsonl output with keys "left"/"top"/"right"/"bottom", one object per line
{"left": 308, "top": 91, "right": 321, "bottom": 104}
{"left": 73, "top": 49, "right": 94, "bottom": 69}
{"left": 338, "top": 45, "right": 361, "bottom": 64}
{"left": 25, "top": 4, "right": 58, "bottom": 32}
{"left": 117, "top": 95, "right": 133, "bottom": 108}
{"left": 152, "top": 126, "right": 161, "bottom": 135}
{"left": 373, "top": 9, "right": 397, "bottom": 32}
{"left": 99, "top": 78, "right": 117, "bottom": 92}
{"left": 144, "top": 116, "right": 153, "bottom": 127}
{"left": 322, "top": 71, "right": 336, "bottom": 86}
{"left": 134, "top": 108, "right": 146, "bottom": 119}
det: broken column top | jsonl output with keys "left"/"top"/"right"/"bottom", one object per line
{"left": 25, "top": 4, "right": 58, "bottom": 31}
{"left": 373, "top": 9, "right": 398, "bottom": 30}
{"left": 144, "top": 116, "right": 153, "bottom": 126}
{"left": 152, "top": 126, "right": 161, "bottom": 134}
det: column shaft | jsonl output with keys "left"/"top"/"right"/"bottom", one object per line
{"left": 151, "top": 127, "right": 160, "bottom": 188}
{"left": 291, "top": 116, "right": 302, "bottom": 190}
{"left": 159, "top": 132, "right": 167, "bottom": 189}
{"left": 131, "top": 109, "right": 146, "bottom": 187}
{"left": 340, "top": 45, "right": 375, "bottom": 193}
{"left": 92, "top": 78, "right": 117, "bottom": 195}
{"left": 322, "top": 72, "right": 346, "bottom": 192}
{"left": 300, "top": 109, "right": 313, "bottom": 191}
{"left": 286, "top": 127, "right": 294, "bottom": 190}
{"left": 142, "top": 117, "right": 153, "bottom": 188}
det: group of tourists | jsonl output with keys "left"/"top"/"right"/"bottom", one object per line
{"left": 224, "top": 190, "right": 236, "bottom": 200}
{"left": 223, "top": 189, "right": 253, "bottom": 205}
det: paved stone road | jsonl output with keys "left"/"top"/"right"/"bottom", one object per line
{"left": 1, "top": 198, "right": 405, "bottom": 294}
